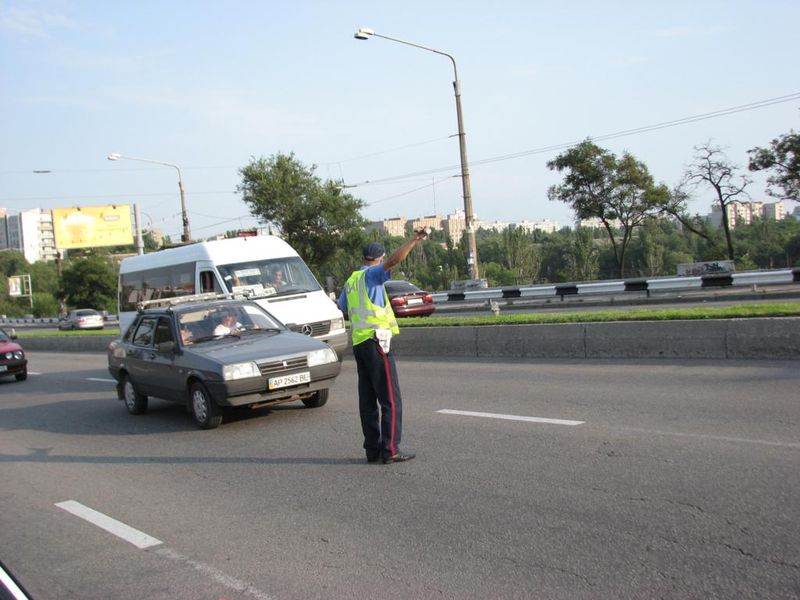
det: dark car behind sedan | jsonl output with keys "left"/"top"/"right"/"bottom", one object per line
{"left": 384, "top": 280, "right": 436, "bottom": 318}
{"left": 107, "top": 298, "right": 341, "bottom": 429}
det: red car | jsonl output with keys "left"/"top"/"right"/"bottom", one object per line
{"left": 0, "top": 327, "right": 28, "bottom": 382}
{"left": 385, "top": 280, "right": 436, "bottom": 318}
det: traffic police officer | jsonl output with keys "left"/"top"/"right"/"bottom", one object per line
{"left": 339, "top": 228, "right": 428, "bottom": 464}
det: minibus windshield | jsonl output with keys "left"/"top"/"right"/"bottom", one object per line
{"left": 217, "top": 256, "right": 321, "bottom": 296}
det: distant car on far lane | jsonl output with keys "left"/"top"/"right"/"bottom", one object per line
{"left": 385, "top": 280, "right": 436, "bottom": 318}
{"left": 59, "top": 309, "right": 104, "bottom": 330}
{"left": 0, "top": 327, "right": 27, "bottom": 382}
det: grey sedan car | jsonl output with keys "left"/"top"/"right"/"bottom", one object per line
{"left": 107, "top": 298, "right": 341, "bottom": 429}
{"left": 59, "top": 308, "right": 104, "bottom": 330}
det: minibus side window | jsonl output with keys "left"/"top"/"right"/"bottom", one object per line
{"left": 200, "top": 270, "right": 220, "bottom": 293}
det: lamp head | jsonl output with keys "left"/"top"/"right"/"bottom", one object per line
{"left": 354, "top": 27, "right": 373, "bottom": 40}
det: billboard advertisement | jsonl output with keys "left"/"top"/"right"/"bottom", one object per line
{"left": 53, "top": 205, "right": 133, "bottom": 249}
{"left": 7, "top": 276, "right": 22, "bottom": 297}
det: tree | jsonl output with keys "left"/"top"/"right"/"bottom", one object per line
{"left": 237, "top": 153, "right": 368, "bottom": 280}
{"left": 748, "top": 130, "right": 800, "bottom": 200}
{"left": 566, "top": 227, "right": 599, "bottom": 281}
{"left": 60, "top": 253, "right": 118, "bottom": 313}
{"left": 679, "top": 142, "right": 750, "bottom": 261}
{"left": 501, "top": 226, "right": 540, "bottom": 284}
{"left": 547, "top": 140, "right": 671, "bottom": 278}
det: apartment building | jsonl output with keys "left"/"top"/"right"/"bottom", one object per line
{"left": 0, "top": 208, "right": 58, "bottom": 263}
{"left": 708, "top": 201, "right": 786, "bottom": 228}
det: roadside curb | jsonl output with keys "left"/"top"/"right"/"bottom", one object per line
{"left": 18, "top": 317, "right": 800, "bottom": 359}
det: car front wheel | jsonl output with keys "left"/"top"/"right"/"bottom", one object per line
{"left": 15, "top": 369, "right": 27, "bottom": 382}
{"left": 302, "top": 388, "right": 329, "bottom": 408}
{"left": 121, "top": 374, "right": 148, "bottom": 414}
{"left": 190, "top": 382, "right": 222, "bottom": 429}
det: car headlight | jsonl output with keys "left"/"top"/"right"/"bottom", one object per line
{"left": 4, "top": 351, "right": 13, "bottom": 360}
{"left": 222, "top": 361, "right": 260, "bottom": 381}
{"left": 14, "top": 351, "right": 24, "bottom": 360}
{"left": 307, "top": 347, "right": 337, "bottom": 367}
{"left": 330, "top": 317, "right": 344, "bottom": 331}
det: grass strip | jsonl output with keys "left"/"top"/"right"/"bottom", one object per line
{"left": 395, "top": 302, "right": 800, "bottom": 328}
{"left": 12, "top": 302, "right": 800, "bottom": 337}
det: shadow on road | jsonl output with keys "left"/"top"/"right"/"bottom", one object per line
{"left": 0, "top": 395, "right": 311, "bottom": 436}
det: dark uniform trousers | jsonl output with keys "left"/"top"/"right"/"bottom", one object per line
{"left": 352, "top": 338, "right": 403, "bottom": 457}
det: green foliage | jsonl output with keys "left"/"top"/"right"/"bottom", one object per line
{"left": 547, "top": 140, "right": 672, "bottom": 277}
{"left": 29, "top": 261, "right": 59, "bottom": 296}
{"left": 32, "top": 292, "right": 59, "bottom": 317}
{"left": 0, "top": 250, "right": 28, "bottom": 277}
{"left": 481, "top": 262, "right": 517, "bottom": 286}
{"left": 237, "top": 153, "right": 369, "bottom": 284}
{"left": 748, "top": 129, "right": 800, "bottom": 200}
{"left": 566, "top": 227, "right": 600, "bottom": 281}
{"left": 501, "top": 226, "right": 541, "bottom": 284}
{"left": 60, "top": 253, "right": 118, "bottom": 313}
{"left": 732, "top": 217, "right": 800, "bottom": 269}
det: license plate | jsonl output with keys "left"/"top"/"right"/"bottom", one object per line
{"left": 0, "top": 365, "right": 6, "bottom": 372}
{"left": 407, "top": 298, "right": 423, "bottom": 305}
{"left": 269, "top": 371, "right": 311, "bottom": 390}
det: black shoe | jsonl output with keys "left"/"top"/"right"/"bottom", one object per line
{"left": 366, "top": 451, "right": 381, "bottom": 463}
{"left": 382, "top": 452, "right": 416, "bottom": 464}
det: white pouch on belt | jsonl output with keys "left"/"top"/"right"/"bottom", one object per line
{"left": 375, "top": 329, "right": 392, "bottom": 353}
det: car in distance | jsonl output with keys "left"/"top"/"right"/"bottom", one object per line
{"left": 384, "top": 280, "right": 436, "bottom": 318}
{"left": 59, "top": 308, "right": 105, "bottom": 330}
{"left": 107, "top": 296, "right": 341, "bottom": 429}
{"left": 0, "top": 327, "right": 27, "bottom": 382}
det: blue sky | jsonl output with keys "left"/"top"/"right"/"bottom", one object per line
{"left": 1, "top": 1, "right": 798, "bottom": 241}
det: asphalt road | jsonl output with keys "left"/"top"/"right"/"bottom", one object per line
{"left": 1, "top": 352, "right": 798, "bottom": 599}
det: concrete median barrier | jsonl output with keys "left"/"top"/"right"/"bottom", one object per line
{"left": 18, "top": 317, "right": 800, "bottom": 359}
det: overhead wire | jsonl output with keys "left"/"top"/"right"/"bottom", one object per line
{"left": 2, "top": 91, "right": 797, "bottom": 233}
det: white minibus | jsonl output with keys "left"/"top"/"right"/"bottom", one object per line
{"left": 117, "top": 236, "right": 348, "bottom": 357}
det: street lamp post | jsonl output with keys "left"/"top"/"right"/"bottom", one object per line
{"left": 354, "top": 27, "right": 480, "bottom": 280}
{"left": 107, "top": 153, "right": 191, "bottom": 243}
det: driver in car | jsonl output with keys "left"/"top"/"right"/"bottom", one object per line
{"left": 213, "top": 309, "right": 242, "bottom": 336}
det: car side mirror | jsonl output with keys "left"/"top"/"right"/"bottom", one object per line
{"left": 7, "top": 328, "right": 17, "bottom": 339}
{"left": 157, "top": 341, "right": 176, "bottom": 354}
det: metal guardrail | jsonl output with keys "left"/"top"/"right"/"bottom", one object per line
{"left": 2, "top": 268, "right": 799, "bottom": 325}
{"left": 430, "top": 268, "right": 800, "bottom": 304}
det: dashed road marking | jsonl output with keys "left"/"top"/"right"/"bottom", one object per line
{"left": 54, "top": 501, "right": 274, "bottom": 599}
{"left": 55, "top": 500, "right": 162, "bottom": 549}
{"left": 86, "top": 377, "right": 116, "bottom": 383}
{"left": 155, "top": 548, "right": 275, "bottom": 600}
{"left": 437, "top": 409, "right": 584, "bottom": 426}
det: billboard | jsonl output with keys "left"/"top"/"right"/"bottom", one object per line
{"left": 53, "top": 205, "right": 133, "bottom": 249}
{"left": 7, "top": 276, "right": 22, "bottom": 297}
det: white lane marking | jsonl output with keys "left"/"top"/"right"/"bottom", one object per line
{"left": 28, "top": 371, "right": 42, "bottom": 375}
{"left": 87, "top": 377, "right": 116, "bottom": 383}
{"left": 437, "top": 409, "right": 584, "bottom": 426}
{"left": 0, "top": 564, "right": 29, "bottom": 600}
{"left": 155, "top": 548, "right": 275, "bottom": 600}
{"left": 55, "top": 500, "right": 162, "bottom": 549}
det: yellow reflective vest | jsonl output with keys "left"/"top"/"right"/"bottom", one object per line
{"left": 344, "top": 269, "right": 399, "bottom": 346}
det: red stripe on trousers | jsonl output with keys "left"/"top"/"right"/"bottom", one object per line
{"left": 377, "top": 344, "right": 396, "bottom": 456}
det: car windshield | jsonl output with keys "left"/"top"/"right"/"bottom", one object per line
{"left": 217, "top": 256, "right": 321, "bottom": 297}
{"left": 76, "top": 309, "right": 99, "bottom": 316}
{"left": 177, "top": 302, "right": 284, "bottom": 344}
{"left": 0, "top": 330, "right": 10, "bottom": 342}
